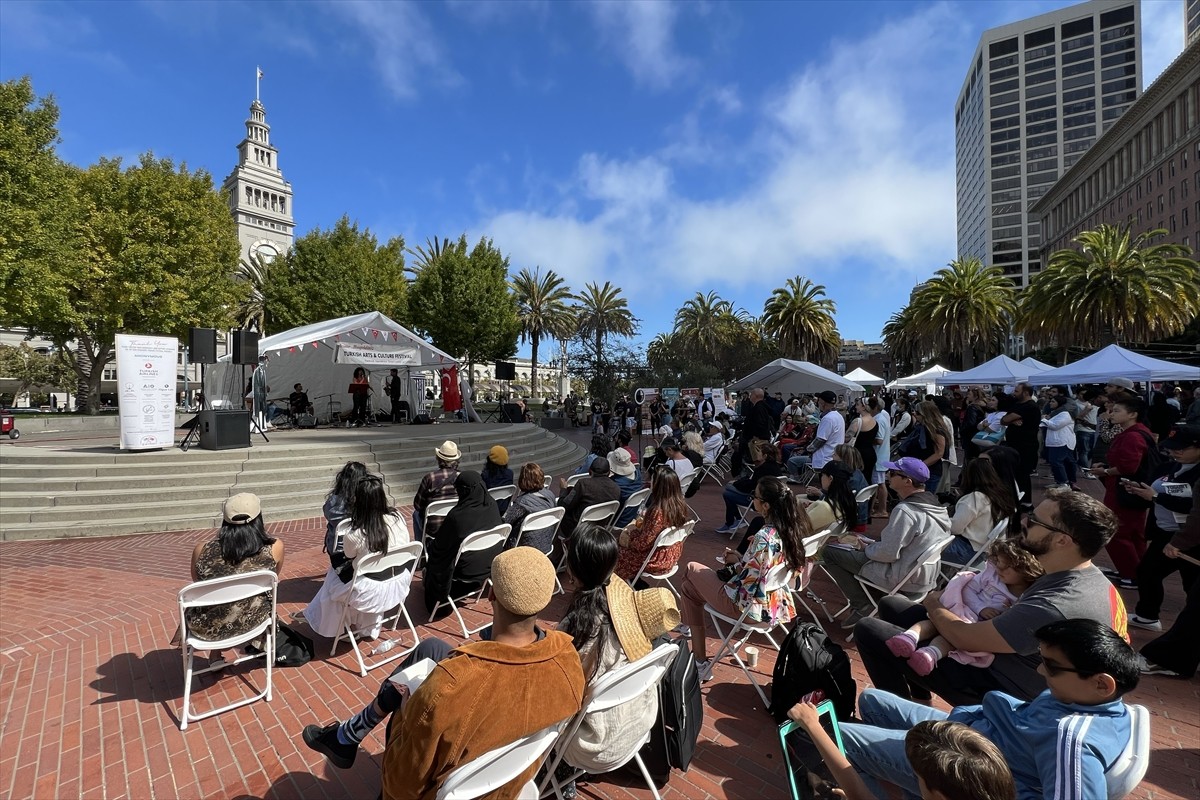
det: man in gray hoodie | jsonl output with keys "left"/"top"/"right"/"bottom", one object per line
{"left": 822, "top": 456, "right": 952, "bottom": 628}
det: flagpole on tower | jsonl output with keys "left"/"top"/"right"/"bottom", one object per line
{"left": 256, "top": 66, "right": 263, "bottom": 101}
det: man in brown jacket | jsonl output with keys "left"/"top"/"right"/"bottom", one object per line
{"left": 302, "top": 547, "right": 585, "bottom": 799}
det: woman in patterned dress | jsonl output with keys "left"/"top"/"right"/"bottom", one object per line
{"left": 614, "top": 466, "right": 689, "bottom": 582}
{"left": 179, "top": 493, "right": 284, "bottom": 663}
{"left": 677, "top": 476, "right": 812, "bottom": 681}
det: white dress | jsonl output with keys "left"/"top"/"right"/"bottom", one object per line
{"left": 304, "top": 513, "right": 412, "bottom": 638}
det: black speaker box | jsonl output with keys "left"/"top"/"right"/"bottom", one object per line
{"left": 501, "top": 403, "right": 524, "bottom": 423}
{"left": 412, "top": 413, "right": 433, "bottom": 425}
{"left": 495, "top": 360, "right": 517, "bottom": 380}
{"left": 188, "top": 328, "right": 218, "bottom": 364}
{"left": 198, "top": 410, "right": 250, "bottom": 450}
{"left": 232, "top": 331, "right": 260, "bottom": 365}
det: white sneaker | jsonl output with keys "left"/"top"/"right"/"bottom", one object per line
{"left": 1128, "top": 614, "right": 1163, "bottom": 631}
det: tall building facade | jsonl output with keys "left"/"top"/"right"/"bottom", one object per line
{"left": 1188, "top": 0, "right": 1199, "bottom": 47}
{"left": 955, "top": 0, "right": 1141, "bottom": 288}
{"left": 221, "top": 98, "right": 294, "bottom": 265}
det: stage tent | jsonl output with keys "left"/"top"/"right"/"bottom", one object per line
{"left": 726, "top": 358, "right": 864, "bottom": 397}
{"left": 205, "top": 312, "right": 457, "bottom": 421}
{"left": 886, "top": 364, "right": 951, "bottom": 395}
{"left": 937, "top": 354, "right": 1048, "bottom": 385}
{"left": 1021, "top": 356, "right": 1055, "bottom": 371}
{"left": 843, "top": 367, "right": 885, "bottom": 385}
{"left": 1027, "top": 344, "right": 1200, "bottom": 385}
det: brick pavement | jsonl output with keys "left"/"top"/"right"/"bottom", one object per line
{"left": 0, "top": 437, "right": 1196, "bottom": 799}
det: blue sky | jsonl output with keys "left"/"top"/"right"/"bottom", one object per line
{"left": 1, "top": 0, "right": 1185, "bottom": 353}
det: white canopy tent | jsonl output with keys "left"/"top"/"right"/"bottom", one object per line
{"left": 1028, "top": 344, "right": 1200, "bottom": 386}
{"left": 1020, "top": 356, "right": 1055, "bottom": 371}
{"left": 936, "top": 354, "right": 1048, "bottom": 385}
{"left": 726, "top": 358, "right": 864, "bottom": 397}
{"left": 205, "top": 312, "right": 457, "bottom": 421}
{"left": 843, "top": 367, "right": 885, "bottom": 385}
{"left": 886, "top": 364, "right": 951, "bottom": 395}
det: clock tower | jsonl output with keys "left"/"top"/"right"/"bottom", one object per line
{"left": 221, "top": 94, "right": 294, "bottom": 265}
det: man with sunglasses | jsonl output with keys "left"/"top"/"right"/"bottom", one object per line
{"left": 839, "top": 619, "right": 1138, "bottom": 799}
{"left": 855, "top": 487, "right": 1129, "bottom": 706}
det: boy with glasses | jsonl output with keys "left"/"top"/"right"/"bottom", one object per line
{"left": 855, "top": 488, "right": 1129, "bottom": 705}
{"left": 839, "top": 619, "right": 1138, "bottom": 799}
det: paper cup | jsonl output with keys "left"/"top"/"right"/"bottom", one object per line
{"left": 744, "top": 645, "right": 760, "bottom": 669}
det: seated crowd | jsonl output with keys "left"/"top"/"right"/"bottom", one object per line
{"left": 181, "top": 380, "right": 1197, "bottom": 798}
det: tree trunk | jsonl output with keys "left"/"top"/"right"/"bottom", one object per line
{"left": 530, "top": 337, "right": 539, "bottom": 400}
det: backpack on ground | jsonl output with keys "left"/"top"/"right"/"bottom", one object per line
{"left": 768, "top": 622, "right": 856, "bottom": 723}
{"left": 638, "top": 634, "right": 704, "bottom": 784}
{"left": 1117, "top": 431, "right": 1165, "bottom": 510}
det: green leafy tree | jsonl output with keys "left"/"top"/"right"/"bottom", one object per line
{"left": 1020, "top": 225, "right": 1200, "bottom": 348}
{"left": 13, "top": 154, "right": 244, "bottom": 413}
{"left": 409, "top": 235, "right": 520, "bottom": 381}
{"left": 0, "top": 343, "right": 73, "bottom": 401}
{"left": 907, "top": 257, "right": 1016, "bottom": 369}
{"left": 761, "top": 276, "right": 840, "bottom": 365}
{"left": 0, "top": 77, "right": 79, "bottom": 347}
{"left": 269, "top": 216, "right": 407, "bottom": 330}
{"left": 511, "top": 267, "right": 574, "bottom": 399}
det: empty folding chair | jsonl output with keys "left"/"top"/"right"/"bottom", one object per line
{"left": 177, "top": 569, "right": 277, "bottom": 730}
{"left": 436, "top": 720, "right": 566, "bottom": 800}
{"left": 428, "top": 524, "right": 512, "bottom": 638}
{"left": 629, "top": 520, "right": 695, "bottom": 596}
{"left": 704, "top": 561, "right": 794, "bottom": 706}
{"left": 330, "top": 540, "right": 424, "bottom": 677}
{"left": 539, "top": 642, "right": 679, "bottom": 800}
{"left": 517, "top": 507, "right": 567, "bottom": 594}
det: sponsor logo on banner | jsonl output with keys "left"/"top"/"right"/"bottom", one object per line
{"left": 115, "top": 333, "right": 178, "bottom": 451}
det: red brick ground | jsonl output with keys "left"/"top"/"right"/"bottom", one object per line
{"left": 0, "top": 432, "right": 1196, "bottom": 799}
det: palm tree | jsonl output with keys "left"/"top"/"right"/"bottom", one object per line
{"left": 882, "top": 305, "right": 922, "bottom": 375}
{"left": 673, "top": 291, "right": 734, "bottom": 359}
{"left": 574, "top": 281, "right": 638, "bottom": 364}
{"left": 908, "top": 257, "right": 1016, "bottom": 369}
{"left": 761, "top": 277, "right": 840, "bottom": 364}
{"left": 234, "top": 252, "right": 271, "bottom": 333}
{"left": 405, "top": 236, "right": 451, "bottom": 278}
{"left": 511, "top": 267, "right": 575, "bottom": 399}
{"left": 1019, "top": 225, "right": 1200, "bottom": 348}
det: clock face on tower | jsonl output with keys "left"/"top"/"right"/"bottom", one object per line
{"left": 254, "top": 243, "right": 279, "bottom": 262}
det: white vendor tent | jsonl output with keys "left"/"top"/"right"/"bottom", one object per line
{"left": 1021, "top": 356, "right": 1055, "bottom": 371}
{"left": 937, "top": 354, "right": 1048, "bottom": 385}
{"left": 1028, "top": 344, "right": 1200, "bottom": 386}
{"left": 205, "top": 312, "right": 456, "bottom": 420}
{"left": 726, "top": 358, "right": 864, "bottom": 397}
{"left": 843, "top": 367, "right": 885, "bottom": 385}
{"left": 886, "top": 364, "right": 951, "bottom": 395}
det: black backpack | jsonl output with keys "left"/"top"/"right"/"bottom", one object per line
{"left": 769, "top": 622, "right": 856, "bottom": 723}
{"left": 1116, "top": 431, "right": 1165, "bottom": 510}
{"left": 639, "top": 635, "right": 704, "bottom": 784}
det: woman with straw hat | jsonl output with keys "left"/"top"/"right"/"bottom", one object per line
{"left": 555, "top": 523, "right": 681, "bottom": 779}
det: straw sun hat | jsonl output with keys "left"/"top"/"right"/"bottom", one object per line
{"left": 605, "top": 579, "right": 680, "bottom": 662}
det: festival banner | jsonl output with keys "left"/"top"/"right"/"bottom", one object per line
{"left": 334, "top": 343, "right": 419, "bottom": 366}
{"left": 115, "top": 333, "right": 178, "bottom": 450}
{"left": 635, "top": 387, "right": 659, "bottom": 435}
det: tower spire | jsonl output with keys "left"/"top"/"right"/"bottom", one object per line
{"left": 256, "top": 66, "right": 263, "bottom": 101}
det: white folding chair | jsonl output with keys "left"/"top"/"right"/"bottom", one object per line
{"left": 790, "top": 528, "right": 838, "bottom": 631}
{"left": 420, "top": 497, "right": 458, "bottom": 564}
{"left": 177, "top": 569, "right": 277, "bottom": 730}
{"left": 578, "top": 500, "right": 620, "bottom": 529}
{"left": 330, "top": 540, "right": 423, "bottom": 677}
{"left": 853, "top": 536, "right": 956, "bottom": 623}
{"left": 612, "top": 487, "right": 651, "bottom": 531}
{"left": 428, "top": 524, "right": 512, "bottom": 638}
{"left": 488, "top": 484, "right": 518, "bottom": 505}
{"left": 564, "top": 473, "right": 586, "bottom": 489}
{"left": 628, "top": 520, "right": 695, "bottom": 596}
{"left": 853, "top": 483, "right": 880, "bottom": 506}
{"left": 1105, "top": 704, "right": 1150, "bottom": 799}
{"left": 704, "top": 561, "right": 794, "bottom": 706}
{"left": 542, "top": 475, "right": 553, "bottom": 490}
{"left": 437, "top": 720, "right": 566, "bottom": 800}
{"left": 539, "top": 642, "right": 679, "bottom": 800}
{"left": 677, "top": 472, "right": 701, "bottom": 520}
{"left": 691, "top": 443, "right": 731, "bottom": 489}
{"left": 519, "top": 507, "right": 567, "bottom": 594}
{"left": 938, "top": 517, "right": 1009, "bottom": 587}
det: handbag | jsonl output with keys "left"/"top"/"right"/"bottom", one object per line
{"left": 273, "top": 620, "right": 315, "bottom": 667}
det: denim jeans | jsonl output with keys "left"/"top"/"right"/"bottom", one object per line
{"left": 411, "top": 509, "right": 425, "bottom": 541}
{"left": 1045, "top": 445, "right": 1077, "bottom": 485}
{"left": 1075, "top": 430, "right": 1096, "bottom": 468}
{"left": 722, "top": 484, "right": 752, "bottom": 526}
{"left": 840, "top": 688, "right": 948, "bottom": 800}
{"left": 786, "top": 454, "right": 812, "bottom": 479}
{"left": 942, "top": 534, "right": 978, "bottom": 565}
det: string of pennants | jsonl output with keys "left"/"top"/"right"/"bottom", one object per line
{"left": 271, "top": 328, "right": 403, "bottom": 358}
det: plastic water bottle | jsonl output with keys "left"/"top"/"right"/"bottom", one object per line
{"left": 371, "top": 639, "right": 396, "bottom": 656}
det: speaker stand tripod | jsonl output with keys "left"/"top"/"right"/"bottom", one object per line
{"left": 178, "top": 364, "right": 207, "bottom": 452}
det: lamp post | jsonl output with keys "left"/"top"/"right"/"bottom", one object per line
{"left": 883, "top": 360, "right": 891, "bottom": 383}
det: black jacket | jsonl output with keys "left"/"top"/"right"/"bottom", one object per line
{"left": 558, "top": 475, "right": 622, "bottom": 538}
{"left": 424, "top": 472, "right": 503, "bottom": 613}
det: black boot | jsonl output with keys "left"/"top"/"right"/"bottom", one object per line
{"left": 302, "top": 723, "right": 357, "bottom": 769}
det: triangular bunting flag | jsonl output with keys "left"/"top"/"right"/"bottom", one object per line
{"left": 372, "top": 329, "right": 380, "bottom": 339}
{"left": 312, "top": 341, "right": 320, "bottom": 348}
{"left": 289, "top": 347, "right": 295, "bottom": 353}
{"left": 391, "top": 332, "right": 398, "bottom": 341}
{"left": 361, "top": 327, "right": 369, "bottom": 336}
{"left": 275, "top": 351, "right": 281, "bottom": 357}
{"left": 298, "top": 343, "right": 305, "bottom": 351}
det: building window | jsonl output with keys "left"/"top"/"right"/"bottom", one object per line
{"left": 103, "top": 368, "right": 117, "bottom": 381}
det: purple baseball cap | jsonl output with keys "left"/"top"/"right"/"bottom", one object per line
{"left": 882, "top": 457, "right": 930, "bottom": 484}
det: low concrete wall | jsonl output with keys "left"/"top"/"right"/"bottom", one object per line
{"left": 4, "top": 413, "right": 198, "bottom": 434}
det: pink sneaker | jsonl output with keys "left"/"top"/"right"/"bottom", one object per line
{"left": 908, "top": 647, "right": 939, "bottom": 677}
{"left": 886, "top": 632, "right": 918, "bottom": 659}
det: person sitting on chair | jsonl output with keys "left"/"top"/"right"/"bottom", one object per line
{"left": 302, "top": 547, "right": 586, "bottom": 800}
{"left": 423, "top": 471, "right": 504, "bottom": 616}
{"left": 411, "top": 440, "right": 460, "bottom": 540}
{"left": 288, "top": 383, "right": 312, "bottom": 422}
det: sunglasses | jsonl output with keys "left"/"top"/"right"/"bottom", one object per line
{"left": 1040, "top": 657, "right": 1087, "bottom": 677}
{"left": 1023, "top": 512, "right": 1068, "bottom": 536}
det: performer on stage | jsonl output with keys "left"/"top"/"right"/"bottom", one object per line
{"left": 385, "top": 368, "right": 405, "bottom": 423}
{"left": 289, "top": 383, "right": 313, "bottom": 420}
{"left": 349, "top": 367, "right": 372, "bottom": 427}
{"left": 252, "top": 355, "right": 271, "bottom": 430}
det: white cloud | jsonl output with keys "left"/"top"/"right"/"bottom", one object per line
{"left": 1141, "top": 0, "right": 1185, "bottom": 85}
{"left": 325, "top": 0, "right": 461, "bottom": 100}
{"left": 587, "top": 0, "right": 691, "bottom": 90}
{"left": 474, "top": 4, "right": 967, "bottom": 336}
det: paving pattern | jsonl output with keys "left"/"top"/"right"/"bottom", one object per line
{"left": 0, "top": 427, "right": 1195, "bottom": 799}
